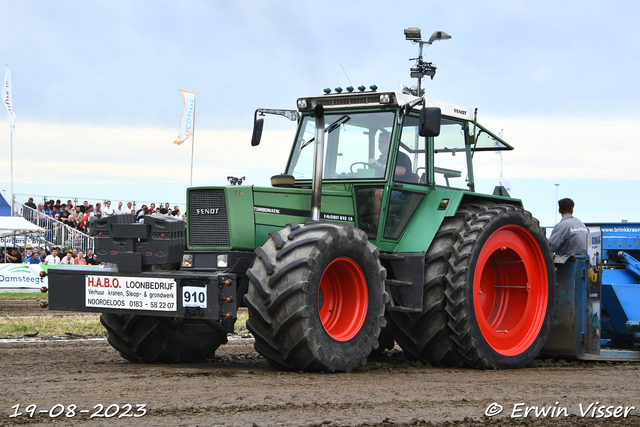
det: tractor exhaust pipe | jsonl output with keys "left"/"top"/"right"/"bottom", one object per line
{"left": 311, "top": 104, "right": 325, "bottom": 221}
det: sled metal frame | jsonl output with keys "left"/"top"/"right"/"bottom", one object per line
{"left": 543, "top": 257, "right": 640, "bottom": 361}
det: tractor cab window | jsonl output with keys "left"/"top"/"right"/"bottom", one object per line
{"left": 286, "top": 111, "right": 395, "bottom": 180}
{"left": 433, "top": 119, "right": 469, "bottom": 189}
{"left": 396, "top": 115, "right": 427, "bottom": 184}
{"left": 468, "top": 122, "right": 512, "bottom": 152}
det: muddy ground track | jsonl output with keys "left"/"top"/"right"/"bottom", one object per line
{"left": 2, "top": 300, "right": 640, "bottom": 426}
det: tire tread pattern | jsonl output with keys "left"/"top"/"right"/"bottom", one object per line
{"left": 444, "top": 204, "right": 555, "bottom": 369}
{"left": 387, "top": 203, "right": 493, "bottom": 367}
{"left": 100, "top": 313, "right": 226, "bottom": 363}
{"left": 245, "top": 221, "right": 387, "bottom": 372}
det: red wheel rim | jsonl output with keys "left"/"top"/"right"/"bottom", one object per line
{"left": 318, "top": 257, "right": 369, "bottom": 342}
{"left": 473, "top": 225, "right": 548, "bottom": 356}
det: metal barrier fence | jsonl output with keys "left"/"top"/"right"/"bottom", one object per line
{"left": 21, "top": 205, "right": 94, "bottom": 253}
{"left": 13, "top": 193, "right": 186, "bottom": 216}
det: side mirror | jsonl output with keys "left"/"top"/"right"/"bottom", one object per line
{"left": 419, "top": 107, "right": 441, "bottom": 137}
{"left": 251, "top": 118, "right": 264, "bottom": 146}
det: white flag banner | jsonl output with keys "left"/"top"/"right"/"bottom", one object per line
{"left": 3, "top": 66, "right": 16, "bottom": 133}
{"left": 173, "top": 90, "right": 195, "bottom": 145}
{"left": 495, "top": 129, "right": 511, "bottom": 192}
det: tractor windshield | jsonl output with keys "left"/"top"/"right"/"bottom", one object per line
{"left": 287, "top": 111, "right": 395, "bottom": 180}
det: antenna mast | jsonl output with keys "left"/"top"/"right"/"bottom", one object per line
{"left": 404, "top": 28, "right": 452, "bottom": 97}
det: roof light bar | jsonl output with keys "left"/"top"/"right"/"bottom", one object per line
{"left": 321, "top": 85, "right": 379, "bottom": 95}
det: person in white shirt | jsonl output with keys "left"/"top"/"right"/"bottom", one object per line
{"left": 124, "top": 202, "right": 134, "bottom": 215}
{"left": 103, "top": 201, "right": 114, "bottom": 216}
{"left": 114, "top": 202, "right": 125, "bottom": 215}
{"left": 61, "top": 251, "right": 74, "bottom": 265}
{"left": 44, "top": 248, "right": 61, "bottom": 265}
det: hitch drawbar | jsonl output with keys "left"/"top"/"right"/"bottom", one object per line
{"left": 46, "top": 267, "right": 237, "bottom": 322}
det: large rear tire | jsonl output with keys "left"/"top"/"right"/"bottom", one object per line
{"left": 244, "top": 221, "right": 388, "bottom": 372}
{"left": 387, "top": 205, "right": 482, "bottom": 366}
{"left": 446, "top": 204, "right": 555, "bottom": 369}
{"left": 100, "top": 314, "right": 227, "bottom": 363}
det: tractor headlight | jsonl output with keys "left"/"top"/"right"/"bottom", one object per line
{"left": 217, "top": 254, "right": 228, "bottom": 268}
{"left": 297, "top": 99, "right": 308, "bottom": 109}
{"left": 181, "top": 254, "right": 193, "bottom": 268}
{"left": 379, "top": 93, "right": 391, "bottom": 104}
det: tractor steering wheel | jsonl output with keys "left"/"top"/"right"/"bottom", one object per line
{"left": 350, "top": 162, "right": 371, "bottom": 173}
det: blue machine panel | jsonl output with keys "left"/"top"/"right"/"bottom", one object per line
{"left": 603, "top": 237, "right": 640, "bottom": 250}
{"left": 602, "top": 269, "right": 637, "bottom": 285}
{"left": 599, "top": 223, "right": 640, "bottom": 250}
{"left": 601, "top": 284, "right": 640, "bottom": 339}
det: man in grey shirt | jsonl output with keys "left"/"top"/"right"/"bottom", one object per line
{"left": 549, "top": 198, "right": 588, "bottom": 257}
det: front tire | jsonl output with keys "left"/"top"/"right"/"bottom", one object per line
{"left": 100, "top": 314, "right": 227, "bottom": 363}
{"left": 446, "top": 204, "right": 555, "bottom": 369}
{"left": 244, "top": 221, "right": 388, "bottom": 372}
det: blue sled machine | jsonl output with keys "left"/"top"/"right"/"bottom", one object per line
{"left": 543, "top": 222, "right": 640, "bottom": 361}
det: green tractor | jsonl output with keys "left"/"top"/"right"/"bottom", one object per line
{"left": 46, "top": 28, "right": 554, "bottom": 371}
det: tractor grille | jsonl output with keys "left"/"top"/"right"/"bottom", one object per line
{"left": 188, "top": 189, "right": 230, "bottom": 247}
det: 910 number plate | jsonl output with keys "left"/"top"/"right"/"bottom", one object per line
{"left": 182, "top": 286, "right": 207, "bottom": 308}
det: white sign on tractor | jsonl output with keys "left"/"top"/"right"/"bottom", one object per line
{"left": 85, "top": 275, "right": 178, "bottom": 311}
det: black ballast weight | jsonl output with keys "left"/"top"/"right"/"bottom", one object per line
{"left": 91, "top": 214, "right": 186, "bottom": 273}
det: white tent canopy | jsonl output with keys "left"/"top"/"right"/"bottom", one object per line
{"left": 0, "top": 217, "right": 46, "bottom": 238}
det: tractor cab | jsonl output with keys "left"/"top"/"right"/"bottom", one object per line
{"left": 255, "top": 90, "right": 514, "bottom": 242}
{"left": 285, "top": 91, "right": 513, "bottom": 188}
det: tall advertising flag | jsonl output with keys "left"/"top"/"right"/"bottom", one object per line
{"left": 173, "top": 90, "right": 195, "bottom": 145}
{"left": 3, "top": 66, "right": 16, "bottom": 133}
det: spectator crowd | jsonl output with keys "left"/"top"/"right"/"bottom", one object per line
{"left": 0, "top": 244, "right": 100, "bottom": 265}
{"left": 23, "top": 198, "right": 185, "bottom": 235}
{"left": 1, "top": 197, "right": 187, "bottom": 264}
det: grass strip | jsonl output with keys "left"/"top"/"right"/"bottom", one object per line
{"left": 0, "top": 314, "right": 105, "bottom": 336}
{"left": 0, "top": 292, "right": 45, "bottom": 299}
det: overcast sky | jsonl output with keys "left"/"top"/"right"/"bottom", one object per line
{"left": 2, "top": 1, "right": 639, "bottom": 226}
